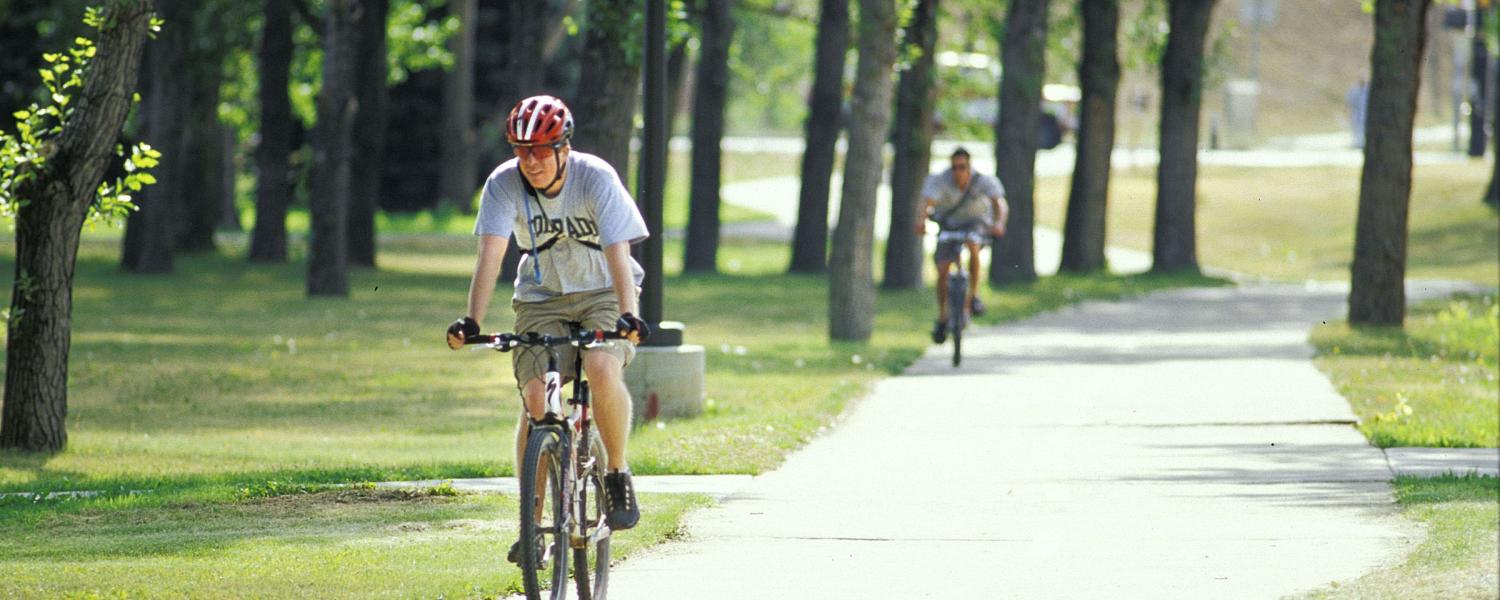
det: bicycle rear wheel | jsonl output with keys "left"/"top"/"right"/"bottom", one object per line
{"left": 948, "top": 272, "right": 967, "bottom": 367}
{"left": 573, "top": 428, "right": 611, "bottom": 600}
{"left": 519, "top": 426, "right": 569, "bottom": 600}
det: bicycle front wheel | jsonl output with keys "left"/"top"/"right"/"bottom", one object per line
{"left": 573, "top": 428, "right": 611, "bottom": 600}
{"left": 948, "top": 273, "right": 967, "bottom": 368}
{"left": 518, "top": 426, "right": 569, "bottom": 600}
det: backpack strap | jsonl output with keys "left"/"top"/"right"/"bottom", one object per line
{"left": 934, "top": 176, "right": 980, "bottom": 230}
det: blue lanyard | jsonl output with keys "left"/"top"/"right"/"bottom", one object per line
{"left": 518, "top": 171, "right": 545, "bottom": 286}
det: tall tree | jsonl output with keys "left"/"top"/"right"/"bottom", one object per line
{"left": 882, "top": 0, "right": 939, "bottom": 290}
{"left": 572, "top": 0, "right": 640, "bottom": 178}
{"left": 175, "top": 40, "right": 227, "bottom": 254}
{"left": 1349, "top": 0, "right": 1432, "bottom": 326}
{"left": 1487, "top": 7, "right": 1499, "bottom": 209}
{"left": 990, "top": 0, "right": 1049, "bottom": 286}
{"left": 789, "top": 0, "right": 850, "bottom": 274}
{"left": 307, "top": 0, "right": 361, "bottom": 297}
{"left": 829, "top": 0, "right": 897, "bottom": 342}
{"left": 684, "top": 0, "right": 735, "bottom": 273}
{"left": 349, "top": 0, "right": 390, "bottom": 267}
{"left": 509, "top": 0, "right": 546, "bottom": 100}
{"left": 121, "top": 0, "right": 192, "bottom": 273}
{"left": 1059, "top": 0, "right": 1120, "bottom": 273}
{"left": 251, "top": 0, "right": 294, "bottom": 262}
{"left": 2, "top": 2, "right": 154, "bottom": 452}
{"left": 1150, "top": 0, "right": 1216, "bottom": 274}
{"left": 440, "top": 0, "right": 477, "bottom": 212}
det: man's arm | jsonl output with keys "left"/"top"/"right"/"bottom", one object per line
{"left": 990, "top": 195, "right": 1010, "bottom": 236}
{"left": 605, "top": 241, "right": 640, "bottom": 316}
{"left": 466, "top": 234, "right": 510, "bottom": 326}
{"left": 915, "top": 197, "right": 935, "bottom": 234}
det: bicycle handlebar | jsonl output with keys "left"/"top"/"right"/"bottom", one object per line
{"left": 462, "top": 329, "right": 627, "bottom": 352}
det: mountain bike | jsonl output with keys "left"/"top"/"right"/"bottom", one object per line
{"left": 463, "top": 324, "right": 623, "bottom": 600}
{"left": 938, "top": 230, "right": 972, "bottom": 368}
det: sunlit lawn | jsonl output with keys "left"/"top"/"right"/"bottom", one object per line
{"left": 1036, "top": 161, "right": 1498, "bottom": 285}
{"left": 1311, "top": 294, "right": 1499, "bottom": 448}
{"left": 0, "top": 484, "right": 706, "bottom": 599}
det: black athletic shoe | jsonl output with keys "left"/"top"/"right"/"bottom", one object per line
{"left": 970, "top": 296, "right": 986, "bottom": 317}
{"left": 507, "top": 532, "right": 544, "bottom": 565}
{"left": 604, "top": 472, "right": 641, "bottom": 531}
{"left": 931, "top": 319, "right": 948, "bottom": 344}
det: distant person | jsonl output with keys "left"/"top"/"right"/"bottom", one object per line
{"left": 1347, "top": 78, "right": 1369, "bottom": 149}
{"left": 914, "top": 147, "right": 1009, "bottom": 343}
{"left": 445, "top": 95, "right": 651, "bottom": 559}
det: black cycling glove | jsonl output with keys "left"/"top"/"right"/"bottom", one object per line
{"left": 446, "top": 316, "right": 480, "bottom": 349}
{"left": 616, "top": 313, "right": 650, "bottom": 344}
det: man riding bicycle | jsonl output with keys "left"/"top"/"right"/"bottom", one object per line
{"left": 914, "top": 147, "right": 1008, "bottom": 343}
{"left": 446, "top": 95, "right": 650, "bottom": 556}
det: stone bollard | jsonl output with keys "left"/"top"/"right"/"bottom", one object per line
{"left": 623, "top": 323, "right": 705, "bottom": 427}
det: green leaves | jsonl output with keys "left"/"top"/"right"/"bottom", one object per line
{"left": 2, "top": 6, "right": 159, "bottom": 228}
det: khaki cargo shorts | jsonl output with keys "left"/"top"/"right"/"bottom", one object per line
{"left": 510, "top": 287, "right": 636, "bottom": 388}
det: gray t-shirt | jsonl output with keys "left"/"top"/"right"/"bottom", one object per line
{"left": 922, "top": 169, "right": 1005, "bottom": 231}
{"left": 474, "top": 151, "right": 649, "bottom": 303}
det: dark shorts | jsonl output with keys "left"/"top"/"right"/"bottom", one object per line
{"left": 934, "top": 228, "right": 990, "bottom": 265}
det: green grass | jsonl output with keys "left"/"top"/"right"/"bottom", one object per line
{"left": 1301, "top": 475, "right": 1500, "bottom": 600}
{"left": 1310, "top": 294, "right": 1500, "bottom": 448}
{"left": 1035, "top": 162, "right": 1499, "bottom": 285}
{"left": 0, "top": 486, "right": 707, "bottom": 599}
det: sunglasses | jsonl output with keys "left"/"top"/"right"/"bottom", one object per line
{"left": 512, "top": 143, "right": 564, "bottom": 160}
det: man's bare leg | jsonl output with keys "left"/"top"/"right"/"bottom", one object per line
{"left": 583, "top": 352, "right": 631, "bottom": 471}
{"left": 965, "top": 240, "right": 983, "bottom": 311}
{"left": 518, "top": 380, "right": 549, "bottom": 520}
{"left": 935, "top": 259, "right": 956, "bottom": 322}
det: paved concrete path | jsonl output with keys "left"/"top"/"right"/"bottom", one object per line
{"left": 599, "top": 284, "right": 1477, "bottom": 600}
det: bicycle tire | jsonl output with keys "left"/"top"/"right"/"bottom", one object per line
{"left": 573, "top": 428, "right": 611, "bottom": 600}
{"left": 948, "top": 272, "right": 967, "bottom": 368}
{"left": 518, "top": 426, "right": 570, "bottom": 600}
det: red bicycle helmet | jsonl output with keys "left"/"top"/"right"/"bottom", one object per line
{"left": 506, "top": 95, "right": 574, "bottom": 147}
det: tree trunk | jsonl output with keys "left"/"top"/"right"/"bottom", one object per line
{"left": 1489, "top": 45, "right": 1499, "bottom": 207}
{"left": 218, "top": 124, "right": 242, "bottom": 231}
{"left": 829, "top": 0, "right": 897, "bottom": 342}
{"left": 1469, "top": 35, "right": 1488, "bottom": 158}
{"left": 667, "top": 36, "right": 692, "bottom": 131}
{"left": 175, "top": 58, "right": 225, "bottom": 254}
{"left": 1349, "top": 0, "right": 1431, "bottom": 326}
{"left": 2, "top": 1, "right": 152, "bottom": 453}
{"left": 509, "top": 0, "right": 546, "bottom": 100}
{"left": 121, "top": 0, "right": 191, "bottom": 273}
{"left": 790, "top": 0, "right": 850, "bottom": 274}
{"left": 1151, "top": 0, "right": 1216, "bottom": 274}
{"left": 440, "top": 0, "right": 477, "bottom": 213}
{"left": 1059, "top": 0, "right": 1120, "bottom": 274}
{"left": 882, "top": 0, "right": 939, "bottom": 290}
{"left": 251, "top": 0, "right": 294, "bottom": 262}
{"left": 307, "top": 0, "right": 360, "bottom": 297}
{"left": 572, "top": 0, "right": 640, "bottom": 179}
{"left": 991, "top": 0, "right": 1050, "bottom": 286}
{"left": 684, "top": 0, "right": 734, "bottom": 273}
{"left": 349, "top": 0, "right": 389, "bottom": 267}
